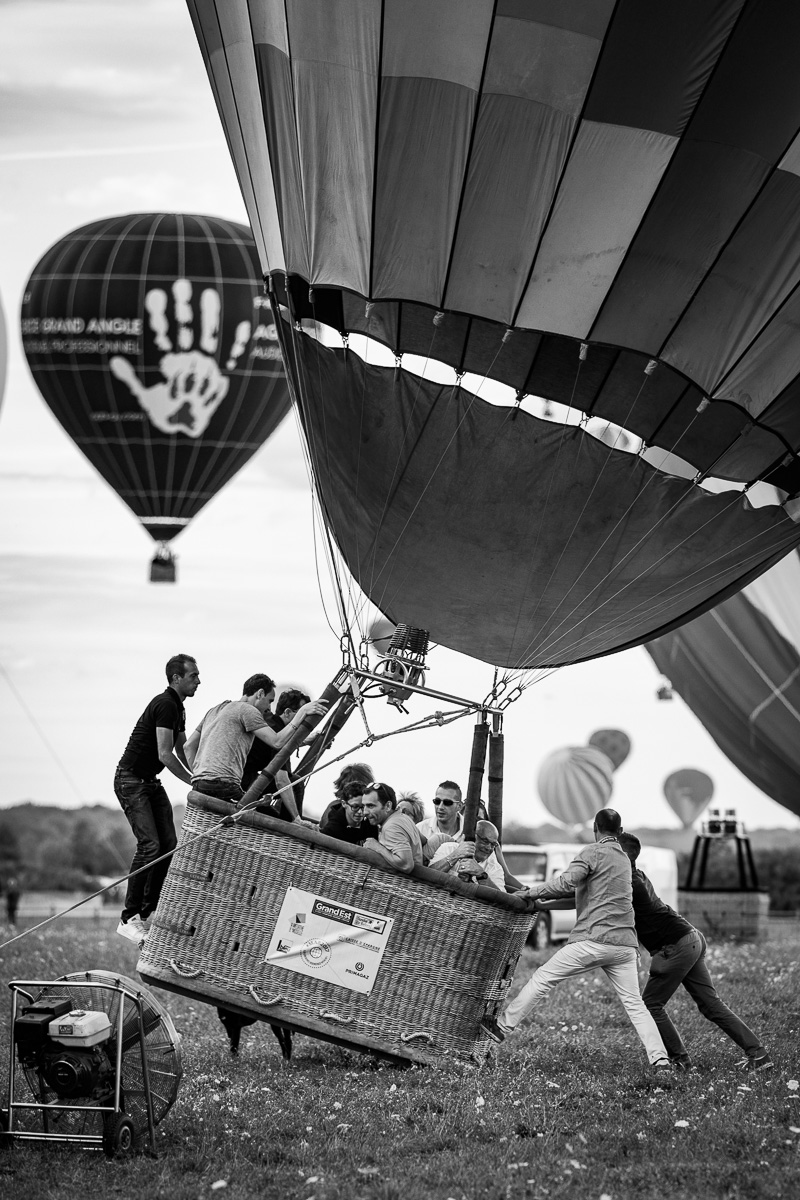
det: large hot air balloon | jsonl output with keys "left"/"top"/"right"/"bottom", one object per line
{"left": 537, "top": 745, "right": 614, "bottom": 829}
{"left": 184, "top": 3, "right": 800, "bottom": 665}
{"left": 21, "top": 213, "right": 291, "bottom": 580}
{"left": 648, "top": 548, "right": 800, "bottom": 819}
{"left": 663, "top": 768, "right": 715, "bottom": 828}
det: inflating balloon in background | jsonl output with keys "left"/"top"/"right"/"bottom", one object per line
{"left": 648, "top": 546, "right": 800, "bottom": 821}
{"left": 21, "top": 213, "right": 291, "bottom": 580}
{"left": 187, "top": 5, "right": 800, "bottom": 666}
{"left": 663, "top": 769, "right": 715, "bottom": 828}
{"left": 537, "top": 746, "right": 614, "bottom": 829}
{"left": 588, "top": 729, "right": 632, "bottom": 771}
{"left": 0, "top": 290, "right": 7, "bottom": 422}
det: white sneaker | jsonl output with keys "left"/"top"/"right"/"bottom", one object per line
{"left": 116, "top": 915, "right": 148, "bottom": 946}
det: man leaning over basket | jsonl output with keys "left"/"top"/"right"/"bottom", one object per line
{"left": 360, "top": 783, "right": 424, "bottom": 873}
{"left": 185, "top": 673, "right": 326, "bottom": 807}
{"left": 481, "top": 808, "right": 674, "bottom": 1077}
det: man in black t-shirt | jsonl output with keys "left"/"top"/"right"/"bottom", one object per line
{"left": 619, "top": 834, "right": 771, "bottom": 1073}
{"left": 114, "top": 653, "right": 200, "bottom": 945}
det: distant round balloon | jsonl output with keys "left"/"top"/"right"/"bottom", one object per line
{"left": 537, "top": 746, "right": 614, "bottom": 828}
{"left": 21, "top": 213, "right": 291, "bottom": 548}
{"left": 588, "top": 729, "right": 632, "bottom": 771}
{"left": 663, "top": 769, "right": 715, "bottom": 828}
{"left": 366, "top": 616, "right": 396, "bottom": 658}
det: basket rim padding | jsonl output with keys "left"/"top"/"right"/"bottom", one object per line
{"left": 187, "top": 789, "right": 533, "bottom": 914}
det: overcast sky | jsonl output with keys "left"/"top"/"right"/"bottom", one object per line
{"left": 1, "top": 0, "right": 797, "bottom": 832}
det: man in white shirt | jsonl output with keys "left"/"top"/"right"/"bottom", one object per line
{"left": 428, "top": 820, "right": 505, "bottom": 889}
{"left": 416, "top": 781, "right": 464, "bottom": 859}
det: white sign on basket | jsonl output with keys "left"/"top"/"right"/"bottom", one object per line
{"left": 263, "top": 886, "right": 394, "bottom": 995}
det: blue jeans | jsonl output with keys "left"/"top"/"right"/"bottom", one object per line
{"left": 643, "top": 929, "right": 763, "bottom": 1059}
{"left": 114, "top": 767, "right": 177, "bottom": 921}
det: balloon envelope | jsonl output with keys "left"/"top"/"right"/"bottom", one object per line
{"left": 588, "top": 729, "right": 632, "bottom": 771}
{"left": 21, "top": 213, "right": 291, "bottom": 545}
{"left": 537, "top": 745, "right": 614, "bottom": 828}
{"left": 663, "top": 769, "right": 715, "bottom": 828}
{"left": 0, "top": 291, "right": 7, "bottom": 422}
{"left": 648, "top": 548, "right": 800, "bottom": 820}
{"left": 189, "top": 4, "right": 800, "bottom": 666}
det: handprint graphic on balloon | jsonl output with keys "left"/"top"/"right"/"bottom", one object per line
{"left": 110, "top": 279, "right": 251, "bottom": 437}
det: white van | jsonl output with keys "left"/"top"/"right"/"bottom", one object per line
{"left": 502, "top": 842, "right": 678, "bottom": 949}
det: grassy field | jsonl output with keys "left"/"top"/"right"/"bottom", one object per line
{"left": 0, "top": 919, "right": 798, "bottom": 1199}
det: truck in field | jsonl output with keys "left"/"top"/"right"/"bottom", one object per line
{"left": 502, "top": 842, "right": 679, "bottom": 950}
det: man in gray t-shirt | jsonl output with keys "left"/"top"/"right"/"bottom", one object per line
{"left": 185, "top": 673, "right": 325, "bottom": 805}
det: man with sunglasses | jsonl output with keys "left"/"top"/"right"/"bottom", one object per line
{"left": 428, "top": 819, "right": 505, "bottom": 889}
{"left": 419, "top": 777, "right": 462, "bottom": 844}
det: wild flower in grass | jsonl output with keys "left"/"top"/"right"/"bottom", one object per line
{"left": 210, "top": 1182, "right": 228, "bottom": 1191}
{"left": 788, "top": 1080, "right": 799, "bottom": 1090}
{"left": 674, "top": 1120, "right": 689, "bottom": 1128}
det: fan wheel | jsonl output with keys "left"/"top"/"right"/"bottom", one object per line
{"left": 103, "top": 1114, "right": 135, "bottom": 1157}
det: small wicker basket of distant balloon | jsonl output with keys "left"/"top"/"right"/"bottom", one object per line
{"left": 138, "top": 793, "right": 533, "bottom": 1066}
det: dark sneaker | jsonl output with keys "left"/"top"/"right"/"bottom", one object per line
{"left": 480, "top": 1015, "right": 508, "bottom": 1044}
{"left": 672, "top": 1056, "right": 693, "bottom": 1072}
{"left": 743, "top": 1052, "right": 773, "bottom": 1073}
{"left": 652, "top": 1059, "right": 674, "bottom": 1080}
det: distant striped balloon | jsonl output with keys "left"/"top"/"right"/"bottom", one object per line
{"left": 537, "top": 746, "right": 614, "bottom": 828}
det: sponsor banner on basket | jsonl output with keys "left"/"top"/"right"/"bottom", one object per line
{"left": 263, "top": 886, "right": 394, "bottom": 995}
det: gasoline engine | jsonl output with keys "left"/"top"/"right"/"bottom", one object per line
{"left": 14, "top": 1000, "right": 116, "bottom": 1105}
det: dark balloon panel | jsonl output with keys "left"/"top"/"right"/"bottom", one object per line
{"left": 21, "top": 213, "right": 290, "bottom": 545}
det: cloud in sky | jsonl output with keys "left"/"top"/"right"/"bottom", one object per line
{"left": 1, "top": 0, "right": 221, "bottom": 153}
{"left": 62, "top": 171, "right": 185, "bottom": 208}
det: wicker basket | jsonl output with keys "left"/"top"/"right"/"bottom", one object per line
{"left": 138, "top": 793, "right": 533, "bottom": 1066}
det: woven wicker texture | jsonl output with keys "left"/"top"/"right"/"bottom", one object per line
{"left": 139, "top": 794, "right": 533, "bottom": 1065}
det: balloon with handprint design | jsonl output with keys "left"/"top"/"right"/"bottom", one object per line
{"left": 21, "top": 213, "right": 290, "bottom": 578}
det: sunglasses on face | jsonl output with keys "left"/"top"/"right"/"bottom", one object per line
{"left": 433, "top": 798, "right": 457, "bottom": 807}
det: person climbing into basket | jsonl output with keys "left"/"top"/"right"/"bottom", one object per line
{"left": 359, "top": 783, "right": 424, "bottom": 872}
{"left": 481, "top": 808, "right": 674, "bottom": 1078}
{"left": 618, "top": 833, "right": 771, "bottom": 1073}
{"left": 185, "top": 673, "right": 327, "bottom": 806}
{"left": 114, "top": 653, "right": 200, "bottom": 946}
{"left": 428, "top": 819, "right": 505, "bottom": 889}
{"left": 241, "top": 687, "right": 310, "bottom": 821}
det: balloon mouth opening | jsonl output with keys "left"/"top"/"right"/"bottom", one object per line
{"left": 278, "top": 302, "right": 788, "bottom": 509}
